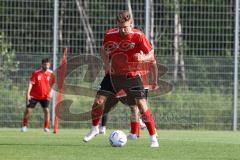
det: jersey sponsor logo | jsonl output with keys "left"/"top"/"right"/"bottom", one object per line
{"left": 104, "top": 41, "right": 118, "bottom": 52}
{"left": 119, "top": 40, "right": 135, "bottom": 51}
{"left": 104, "top": 40, "right": 135, "bottom": 52}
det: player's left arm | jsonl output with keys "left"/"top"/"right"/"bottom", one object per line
{"left": 137, "top": 33, "right": 158, "bottom": 90}
{"left": 149, "top": 59, "right": 158, "bottom": 90}
{"left": 48, "top": 73, "right": 56, "bottom": 99}
{"left": 134, "top": 32, "right": 155, "bottom": 62}
{"left": 137, "top": 52, "right": 158, "bottom": 90}
{"left": 135, "top": 49, "right": 155, "bottom": 62}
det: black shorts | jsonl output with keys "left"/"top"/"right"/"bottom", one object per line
{"left": 97, "top": 74, "right": 116, "bottom": 96}
{"left": 27, "top": 98, "right": 49, "bottom": 108}
{"left": 97, "top": 74, "right": 148, "bottom": 106}
{"left": 103, "top": 95, "right": 119, "bottom": 114}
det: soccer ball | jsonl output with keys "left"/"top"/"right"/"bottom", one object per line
{"left": 109, "top": 130, "right": 127, "bottom": 147}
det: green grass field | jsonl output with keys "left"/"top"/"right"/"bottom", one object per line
{"left": 0, "top": 128, "right": 240, "bottom": 160}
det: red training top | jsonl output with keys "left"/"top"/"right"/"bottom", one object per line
{"left": 102, "top": 28, "right": 155, "bottom": 77}
{"left": 29, "top": 69, "right": 56, "bottom": 100}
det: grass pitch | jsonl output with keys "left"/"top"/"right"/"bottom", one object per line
{"left": 0, "top": 128, "right": 240, "bottom": 160}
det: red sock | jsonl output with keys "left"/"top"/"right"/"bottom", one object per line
{"left": 91, "top": 104, "right": 103, "bottom": 126}
{"left": 130, "top": 121, "right": 140, "bottom": 135}
{"left": 44, "top": 120, "right": 49, "bottom": 129}
{"left": 22, "top": 118, "right": 28, "bottom": 127}
{"left": 141, "top": 109, "right": 156, "bottom": 136}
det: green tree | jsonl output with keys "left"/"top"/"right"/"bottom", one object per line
{"left": 0, "top": 32, "right": 19, "bottom": 82}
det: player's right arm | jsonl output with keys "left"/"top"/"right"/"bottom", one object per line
{"left": 26, "top": 72, "right": 36, "bottom": 102}
{"left": 100, "top": 47, "right": 110, "bottom": 74}
{"left": 101, "top": 28, "right": 119, "bottom": 74}
{"left": 100, "top": 30, "right": 112, "bottom": 74}
{"left": 26, "top": 82, "right": 33, "bottom": 104}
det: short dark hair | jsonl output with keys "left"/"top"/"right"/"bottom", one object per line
{"left": 117, "top": 10, "right": 131, "bottom": 23}
{"left": 42, "top": 58, "right": 50, "bottom": 64}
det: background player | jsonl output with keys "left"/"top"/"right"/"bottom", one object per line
{"left": 21, "top": 58, "right": 55, "bottom": 132}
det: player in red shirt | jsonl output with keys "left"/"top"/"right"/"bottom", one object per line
{"left": 21, "top": 58, "right": 56, "bottom": 132}
{"left": 83, "top": 11, "right": 159, "bottom": 147}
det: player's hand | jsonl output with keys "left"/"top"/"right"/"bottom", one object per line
{"left": 134, "top": 51, "right": 145, "bottom": 61}
{"left": 26, "top": 95, "right": 31, "bottom": 105}
{"left": 135, "top": 51, "right": 155, "bottom": 62}
{"left": 48, "top": 94, "right": 52, "bottom": 99}
{"left": 151, "top": 82, "right": 159, "bottom": 90}
{"left": 48, "top": 93, "right": 53, "bottom": 101}
{"left": 27, "top": 95, "right": 31, "bottom": 101}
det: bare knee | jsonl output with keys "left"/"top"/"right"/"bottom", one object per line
{"left": 130, "top": 105, "right": 139, "bottom": 114}
{"left": 42, "top": 108, "right": 50, "bottom": 114}
{"left": 130, "top": 105, "right": 140, "bottom": 121}
{"left": 94, "top": 95, "right": 106, "bottom": 106}
{"left": 25, "top": 108, "right": 32, "bottom": 114}
{"left": 136, "top": 99, "right": 148, "bottom": 113}
{"left": 24, "top": 108, "right": 32, "bottom": 118}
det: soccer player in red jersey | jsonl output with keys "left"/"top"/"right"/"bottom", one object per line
{"left": 21, "top": 58, "right": 56, "bottom": 132}
{"left": 83, "top": 10, "right": 159, "bottom": 147}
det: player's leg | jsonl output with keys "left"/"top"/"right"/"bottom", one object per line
{"left": 21, "top": 108, "right": 33, "bottom": 132}
{"left": 100, "top": 96, "right": 119, "bottom": 135}
{"left": 137, "top": 90, "right": 157, "bottom": 136}
{"left": 139, "top": 114, "right": 158, "bottom": 137}
{"left": 128, "top": 107, "right": 153, "bottom": 139}
{"left": 21, "top": 98, "right": 37, "bottom": 132}
{"left": 139, "top": 89, "right": 147, "bottom": 130}
{"left": 83, "top": 94, "right": 107, "bottom": 142}
{"left": 139, "top": 116, "right": 146, "bottom": 130}
{"left": 84, "top": 74, "right": 116, "bottom": 142}
{"left": 127, "top": 76, "right": 159, "bottom": 147}
{"left": 91, "top": 94, "right": 107, "bottom": 127}
{"left": 40, "top": 99, "right": 50, "bottom": 132}
{"left": 118, "top": 95, "right": 141, "bottom": 139}
{"left": 101, "top": 94, "right": 142, "bottom": 138}
{"left": 136, "top": 98, "right": 159, "bottom": 147}
{"left": 127, "top": 105, "right": 140, "bottom": 140}
{"left": 42, "top": 107, "right": 50, "bottom": 132}
{"left": 137, "top": 89, "right": 157, "bottom": 136}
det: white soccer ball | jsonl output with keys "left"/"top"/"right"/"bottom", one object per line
{"left": 109, "top": 130, "right": 127, "bottom": 147}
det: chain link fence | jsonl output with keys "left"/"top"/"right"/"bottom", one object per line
{"left": 0, "top": 0, "right": 239, "bottom": 130}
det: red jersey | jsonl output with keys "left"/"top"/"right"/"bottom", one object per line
{"left": 29, "top": 69, "right": 56, "bottom": 100}
{"left": 102, "top": 28, "right": 155, "bottom": 77}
